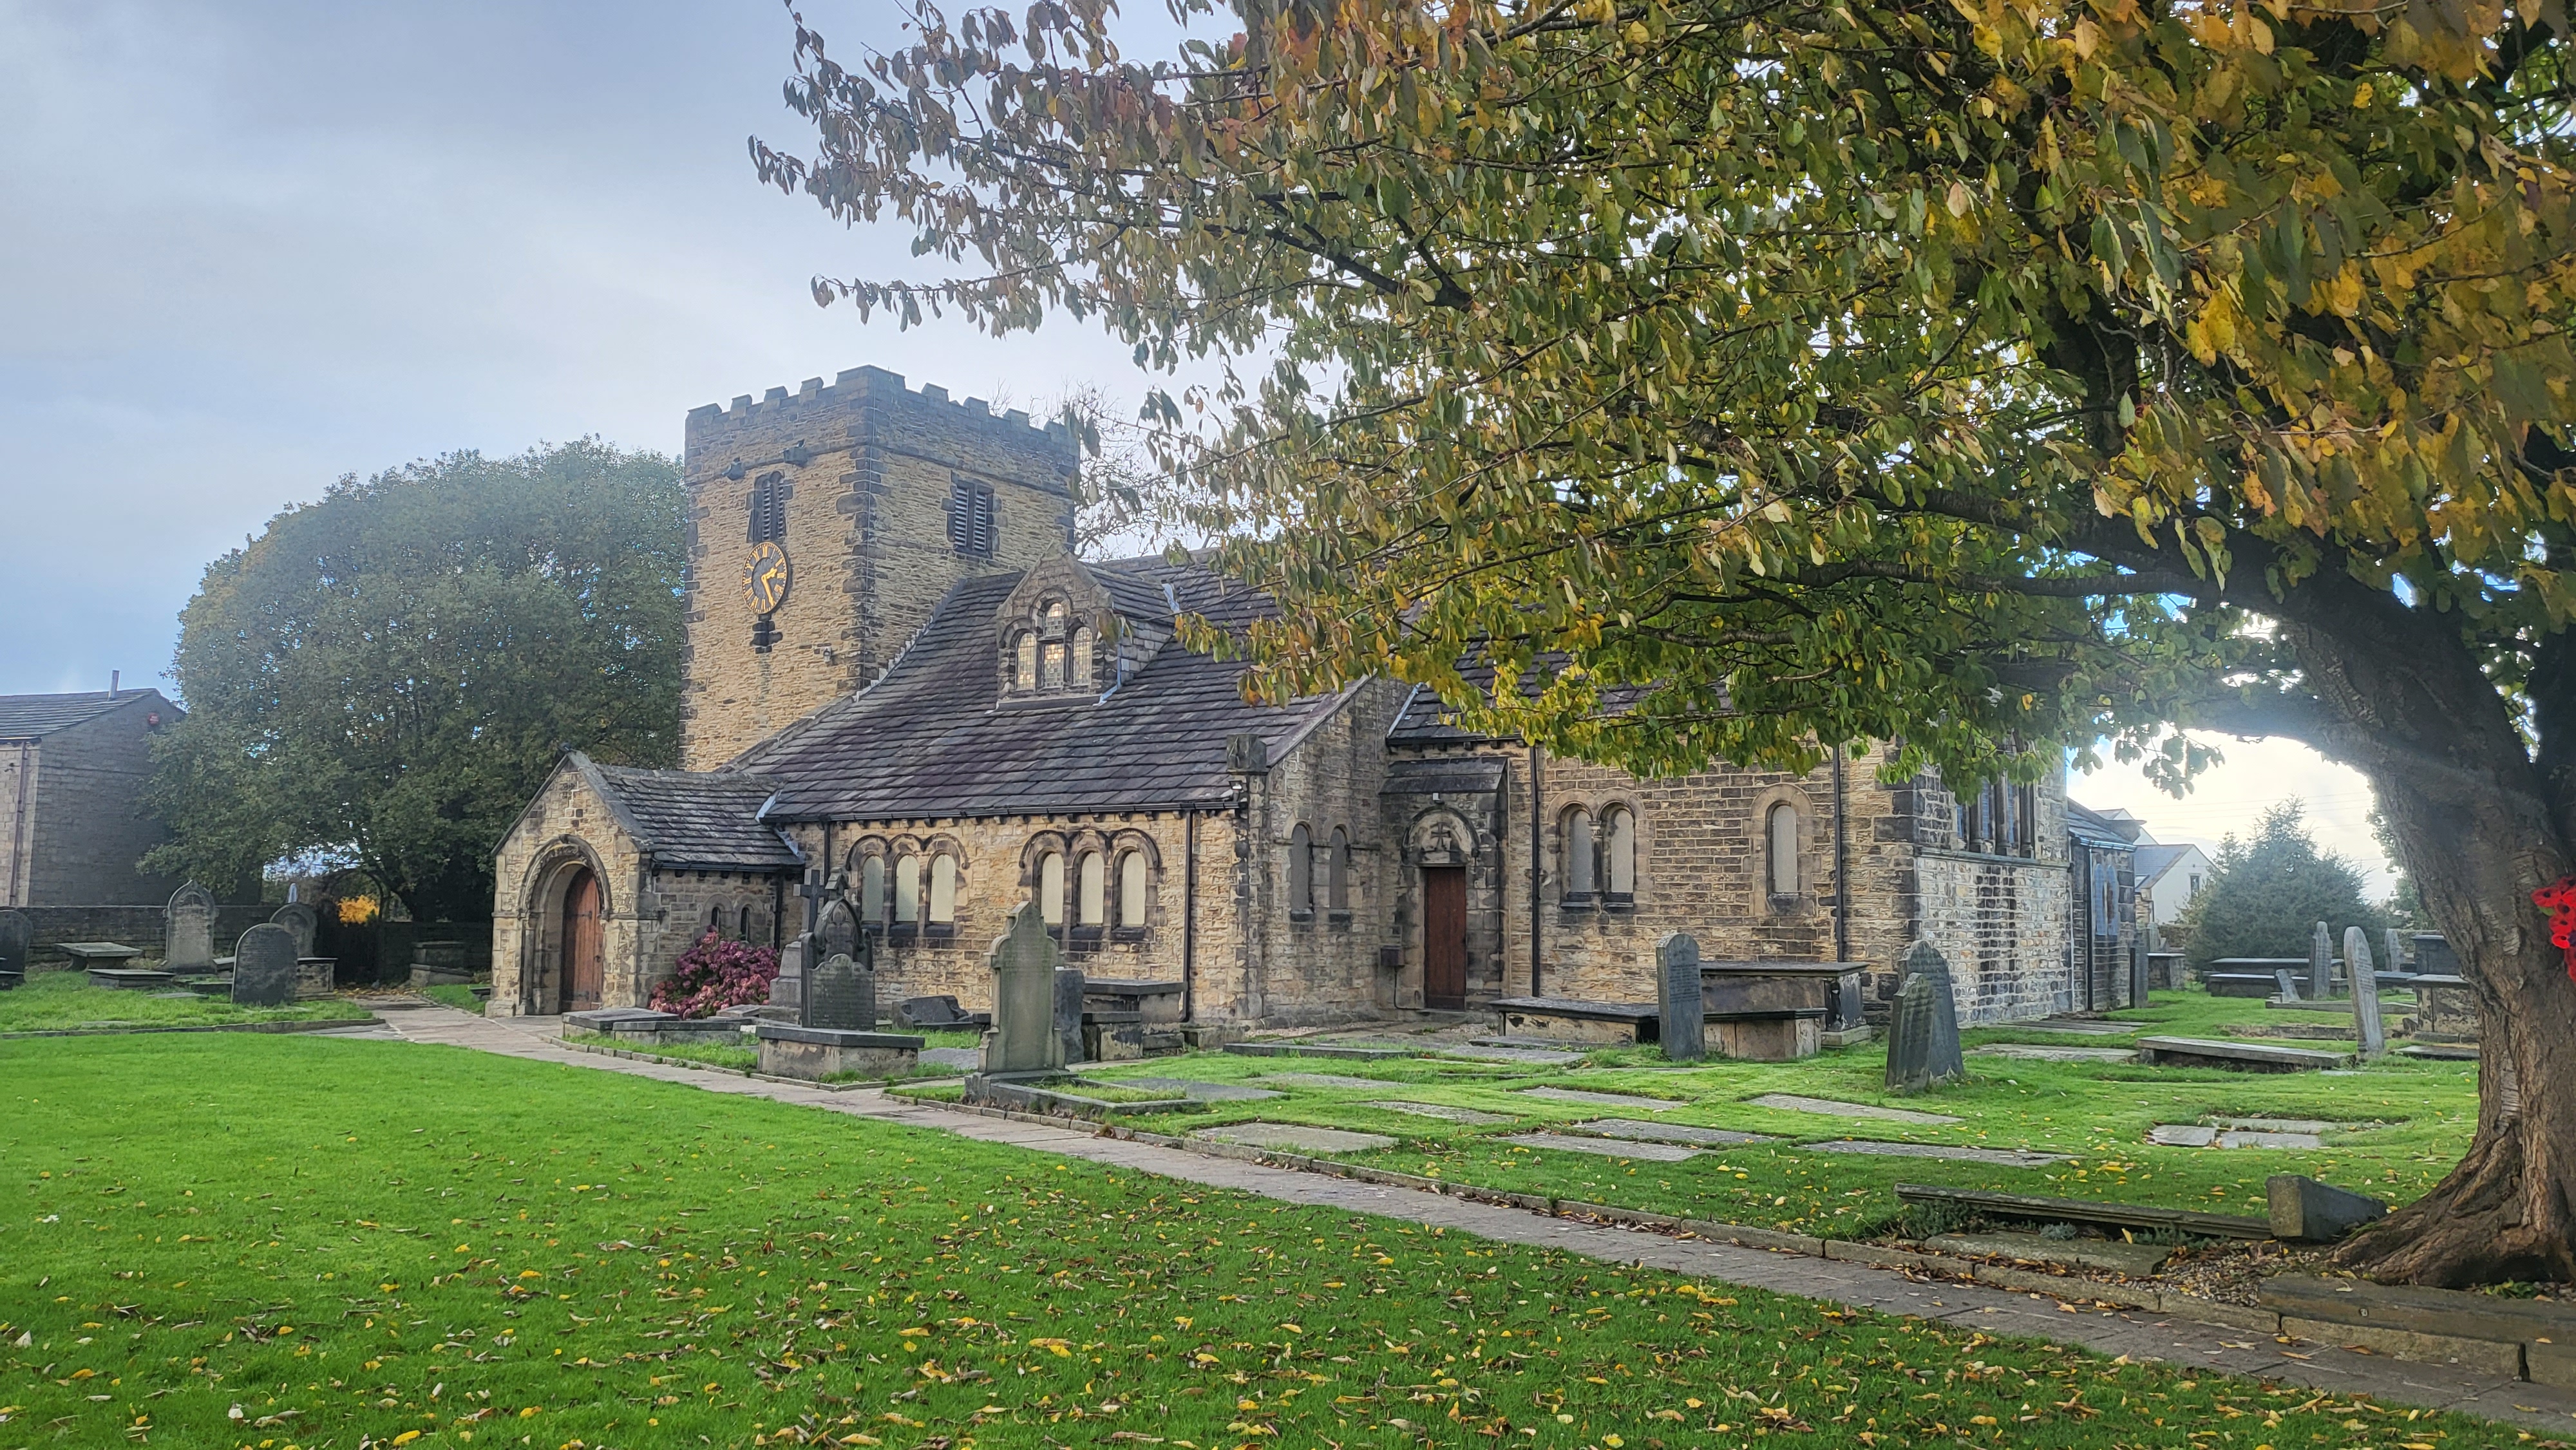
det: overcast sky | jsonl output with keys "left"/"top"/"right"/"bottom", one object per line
{"left": 0, "top": 0, "right": 2399, "bottom": 894}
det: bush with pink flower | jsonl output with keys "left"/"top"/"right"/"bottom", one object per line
{"left": 649, "top": 931, "right": 779, "bottom": 1018}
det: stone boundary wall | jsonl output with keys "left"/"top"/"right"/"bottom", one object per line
{"left": 17, "top": 903, "right": 270, "bottom": 966}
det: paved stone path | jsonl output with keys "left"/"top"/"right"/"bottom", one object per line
{"left": 370, "top": 1003, "right": 2576, "bottom": 1431}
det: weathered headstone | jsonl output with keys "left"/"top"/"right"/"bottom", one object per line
{"left": 1656, "top": 932, "right": 1706, "bottom": 1062}
{"left": 983, "top": 901, "right": 1065, "bottom": 1075}
{"left": 2384, "top": 928, "right": 2410, "bottom": 977}
{"left": 2273, "top": 968, "right": 2301, "bottom": 1002}
{"left": 1884, "top": 941, "right": 1965, "bottom": 1093}
{"left": 231, "top": 923, "right": 299, "bottom": 1006}
{"left": 2307, "top": 921, "right": 2335, "bottom": 1001}
{"left": 768, "top": 932, "right": 813, "bottom": 1014}
{"left": 804, "top": 951, "right": 875, "bottom": 1033}
{"left": 817, "top": 898, "right": 857, "bottom": 963}
{"left": 1055, "top": 967, "right": 1087, "bottom": 1066}
{"left": 164, "top": 881, "right": 217, "bottom": 970}
{"left": 2129, "top": 931, "right": 2153, "bottom": 1007}
{"left": 2345, "top": 927, "right": 2386, "bottom": 1060}
{"left": 2414, "top": 933, "right": 2459, "bottom": 975}
{"left": 269, "top": 900, "right": 319, "bottom": 959}
{"left": 2267, "top": 1174, "right": 2389, "bottom": 1241}
{"left": 0, "top": 906, "right": 35, "bottom": 974}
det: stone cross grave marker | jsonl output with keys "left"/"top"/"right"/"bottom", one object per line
{"left": 165, "top": 881, "right": 217, "bottom": 970}
{"left": 1055, "top": 968, "right": 1088, "bottom": 1065}
{"left": 2308, "top": 920, "right": 2335, "bottom": 1001}
{"left": 0, "top": 907, "right": 29, "bottom": 979}
{"left": 270, "top": 901, "right": 319, "bottom": 959}
{"left": 804, "top": 951, "right": 876, "bottom": 1032}
{"left": 1656, "top": 932, "right": 1705, "bottom": 1062}
{"left": 817, "top": 898, "right": 857, "bottom": 963}
{"left": 2344, "top": 927, "right": 2387, "bottom": 1060}
{"left": 1885, "top": 941, "right": 1964, "bottom": 1093}
{"left": 984, "top": 901, "right": 1065, "bottom": 1075}
{"left": 231, "top": 923, "right": 299, "bottom": 1006}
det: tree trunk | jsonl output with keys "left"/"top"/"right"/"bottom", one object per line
{"left": 2278, "top": 608, "right": 2576, "bottom": 1286}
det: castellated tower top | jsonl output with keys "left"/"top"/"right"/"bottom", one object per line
{"left": 676, "top": 364, "right": 1081, "bottom": 771}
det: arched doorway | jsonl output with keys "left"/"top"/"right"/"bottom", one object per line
{"left": 561, "top": 867, "right": 605, "bottom": 1013}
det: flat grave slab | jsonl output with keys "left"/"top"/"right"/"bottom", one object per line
{"left": 920, "top": 1046, "right": 981, "bottom": 1071}
{"left": 1924, "top": 1230, "right": 2172, "bottom": 1276}
{"left": 2217, "top": 1116, "right": 2335, "bottom": 1134}
{"left": 2148, "top": 1124, "right": 2321, "bottom": 1147}
{"left": 2400, "top": 1043, "right": 2479, "bottom": 1060}
{"left": 2009, "top": 1016, "right": 2133, "bottom": 1036}
{"left": 57, "top": 942, "right": 143, "bottom": 965}
{"left": 1256, "top": 1072, "right": 1405, "bottom": 1089}
{"left": 1894, "top": 1182, "right": 2272, "bottom": 1239}
{"left": 2136, "top": 1035, "right": 2350, "bottom": 1071}
{"left": 1194, "top": 1122, "right": 1397, "bottom": 1154}
{"left": 1225, "top": 1041, "right": 1415, "bottom": 1061}
{"left": 1088, "top": 1076, "right": 1280, "bottom": 1102}
{"left": 1747, "top": 1093, "right": 1961, "bottom": 1125}
{"left": 2148, "top": 1124, "right": 2217, "bottom": 1147}
{"left": 1970, "top": 1044, "right": 2138, "bottom": 1062}
{"left": 1566, "top": 1118, "right": 1774, "bottom": 1147}
{"left": 1497, "top": 1131, "right": 1700, "bottom": 1163}
{"left": 1517, "top": 1085, "right": 1689, "bottom": 1111}
{"left": 1366, "top": 1100, "right": 1513, "bottom": 1124}
{"left": 1442, "top": 1044, "right": 1585, "bottom": 1066}
{"left": 2217, "top": 1129, "right": 2324, "bottom": 1149}
{"left": 1808, "top": 1138, "right": 2067, "bottom": 1167}
{"left": 88, "top": 967, "right": 175, "bottom": 992}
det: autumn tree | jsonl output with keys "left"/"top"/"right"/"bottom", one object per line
{"left": 755, "top": 0, "right": 2576, "bottom": 1283}
{"left": 147, "top": 442, "right": 685, "bottom": 922}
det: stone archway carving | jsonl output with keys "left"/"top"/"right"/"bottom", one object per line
{"left": 516, "top": 836, "right": 613, "bottom": 1015}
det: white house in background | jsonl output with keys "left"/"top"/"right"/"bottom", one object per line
{"left": 2134, "top": 841, "right": 2214, "bottom": 928}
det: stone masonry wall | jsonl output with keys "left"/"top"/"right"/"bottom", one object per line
{"left": 1234, "top": 681, "right": 1412, "bottom": 1025}
{"left": 12, "top": 695, "right": 185, "bottom": 906}
{"left": 680, "top": 368, "right": 1078, "bottom": 770}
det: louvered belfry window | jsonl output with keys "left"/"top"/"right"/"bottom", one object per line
{"left": 948, "top": 476, "right": 997, "bottom": 557}
{"left": 748, "top": 471, "right": 788, "bottom": 544}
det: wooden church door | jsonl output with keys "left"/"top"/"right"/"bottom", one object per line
{"left": 562, "top": 869, "right": 604, "bottom": 1013}
{"left": 1422, "top": 866, "right": 1467, "bottom": 1010}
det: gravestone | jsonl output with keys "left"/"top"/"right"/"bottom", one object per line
{"left": 2267, "top": 1174, "right": 2389, "bottom": 1241}
{"left": 2273, "top": 968, "right": 2301, "bottom": 1001}
{"left": 0, "top": 906, "right": 35, "bottom": 975}
{"left": 1884, "top": 941, "right": 1965, "bottom": 1093}
{"left": 1655, "top": 932, "right": 1705, "bottom": 1062}
{"left": 164, "top": 881, "right": 217, "bottom": 970}
{"left": 2385, "top": 928, "right": 2410, "bottom": 977}
{"left": 2129, "top": 931, "right": 2153, "bottom": 1007}
{"left": 2308, "top": 921, "right": 2334, "bottom": 1001}
{"left": 270, "top": 900, "right": 319, "bottom": 959}
{"left": 804, "top": 950, "right": 875, "bottom": 1033}
{"left": 817, "top": 898, "right": 857, "bottom": 963}
{"left": 768, "top": 932, "right": 813, "bottom": 1014}
{"left": 983, "top": 901, "right": 1065, "bottom": 1075}
{"left": 2345, "top": 927, "right": 2387, "bottom": 1060}
{"left": 231, "top": 923, "right": 299, "bottom": 1007}
{"left": 1055, "top": 968, "right": 1087, "bottom": 1066}
{"left": 2414, "top": 933, "right": 2459, "bottom": 975}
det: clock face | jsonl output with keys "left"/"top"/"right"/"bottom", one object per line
{"left": 744, "top": 540, "right": 792, "bottom": 615}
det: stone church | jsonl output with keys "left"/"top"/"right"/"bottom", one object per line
{"left": 489, "top": 366, "right": 2105, "bottom": 1028}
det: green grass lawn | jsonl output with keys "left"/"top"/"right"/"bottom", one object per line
{"left": 0, "top": 971, "right": 352, "bottom": 1035}
{"left": 0, "top": 1033, "right": 2536, "bottom": 1450}
{"left": 1077, "top": 988, "right": 2474, "bottom": 1239}
{"left": 419, "top": 985, "right": 485, "bottom": 1013}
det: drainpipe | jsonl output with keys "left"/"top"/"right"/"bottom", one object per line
{"left": 1528, "top": 743, "right": 1544, "bottom": 997}
{"left": 1832, "top": 744, "right": 1850, "bottom": 965}
{"left": 1182, "top": 811, "right": 1199, "bottom": 1022}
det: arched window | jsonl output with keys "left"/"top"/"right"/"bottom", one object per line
{"left": 1767, "top": 802, "right": 1801, "bottom": 898}
{"left": 737, "top": 904, "right": 755, "bottom": 940}
{"left": 1287, "top": 824, "right": 1314, "bottom": 912}
{"left": 1014, "top": 633, "right": 1038, "bottom": 692}
{"left": 893, "top": 854, "right": 923, "bottom": 925}
{"left": 927, "top": 853, "right": 957, "bottom": 924}
{"left": 1077, "top": 852, "right": 1106, "bottom": 926}
{"left": 859, "top": 855, "right": 887, "bottom": 925}
{"left": 1327, "top": 827, "right": 1350, "bottom": 911}
{"left": 1042, "top": 639, "right": 1068, "bottom": 689}
{"left": 1563, "top": 807, "right": 1596, "bottom": 900}
{"left": 1117, "top": 851, "right": 1148, "bottom": 928}
{"left": 1604, "top": 805, "right": 1636, "bottom": 898}
{"left": 1070, "top": 626, "right": 1094, "bottom": 688}
{"left": 1037, "top": 851, "right": 1066, "bottom": 925}
{"left": 1044, "top": 599, "right": 1067, "bottom": 632}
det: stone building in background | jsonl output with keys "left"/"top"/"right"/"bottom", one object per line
{"left": 488, "top": 366, "right": 2109, "bottom": 1026}
{"left": 0, "top": 687, "right": 185, "bottom": 907}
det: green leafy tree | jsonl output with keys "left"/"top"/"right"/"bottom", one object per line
{"left": 2178, "top": 802, "right": 2384, "bottom": 969}
{"left": 762, "top": 0, "right": 2576, "bottom": 1282}
{"left": 146, "top": 442, "right": 685, "bottom": 922}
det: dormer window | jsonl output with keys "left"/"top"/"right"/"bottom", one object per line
{"left": 1003, "top": 596, "right": 1101, "bottom": 701}
{"left": 1015, "top": 633, "right": 1039, "bottom": 692}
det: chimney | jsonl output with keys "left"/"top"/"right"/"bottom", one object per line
{"left": 109, "top": 670, "right": 118, "bottom": 700}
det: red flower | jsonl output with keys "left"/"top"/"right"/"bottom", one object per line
{"left": 649, "top": 930, "right": 781, "bottom": 1018}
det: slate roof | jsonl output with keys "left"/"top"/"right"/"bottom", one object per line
{"left": 2133, "top": 842, "right": 2206, "bottom": 885}
{"left": 740, "top": 556, "right": 1351, "bottom": 820}
{"left": 1386, "top": 669, "right": 1653, "bottom": 748}
{"left": 2067, "top": 799, "right": 2143, "bottom": 849}
{"left": 578, "top": 758, "right": 803, "bottom": 871}
{"left": 0, "top": 690, "right": 167, "bottom": 740}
